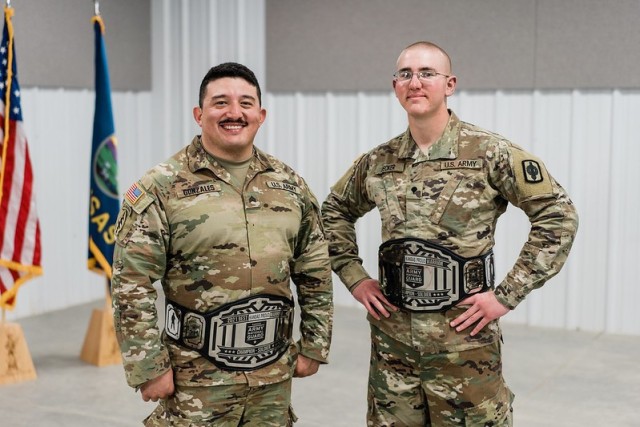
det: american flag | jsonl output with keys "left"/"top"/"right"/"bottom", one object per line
{"left": 0, "top": 6, "right": 43, "bottom": 310}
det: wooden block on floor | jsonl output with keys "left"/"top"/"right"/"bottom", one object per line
{"left": 0, "top": 322, "right": 37, "bottom": 385}
{"left": 80, "top": 301, "right": 121, "bottom": 367}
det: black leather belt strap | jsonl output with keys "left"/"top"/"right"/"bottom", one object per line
{"left": 379, "top": 238, "right": 494, "bottom": 312}
{"left": 164, "top": 294, "right": 294, "bottom": 371}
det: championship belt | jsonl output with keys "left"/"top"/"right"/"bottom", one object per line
{"left": 164, "top": 294, "right": 294, "bottom": 371}
{"left": 379, "top": 238, "right": 494, "bottom": 312}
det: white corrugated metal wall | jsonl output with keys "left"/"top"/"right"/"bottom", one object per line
{"left": 7, "top": 89, "right": 152, "bottom": 320}
{"left": 8, "top": 1, "right": 639, "bottom": 336}
{"left": 263, "top": 89, "right": 640, "bottom": 336}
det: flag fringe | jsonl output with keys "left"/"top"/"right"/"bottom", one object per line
{"left": 0, "top": 267, "right": 42, "bottom": 310}
{"left": 0, "top": 5, "right": 16, "bottom": 202}
{"left": 88, "top": 237, "right": 113, "bottom": 279}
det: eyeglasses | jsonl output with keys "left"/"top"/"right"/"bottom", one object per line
{"left": 393, "top": 70, "right": 450, "bottom": 82}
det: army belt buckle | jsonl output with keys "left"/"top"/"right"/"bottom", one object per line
{"left": 379, "top": 238, "right": 494, "bottom": 312}
{"left": 165, "top": 294, "right": 293, "bottom": 371}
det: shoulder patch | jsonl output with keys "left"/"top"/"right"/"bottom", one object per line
{"left": 330, "top": 154, "right": 367, "bottom": 200}
{"left": 522, "top": 160, "right": 543, "bottom": 183}
{"left": 511, "top": 149, "right": 553, "bottom": 198}
{"left": 125, "top": 182, "right": 144, "bottom": 205}
{"left": 114, "top": 204, "right": 131, "bottom": 239}
{"left": 123, "top": 181, "right": 155, "bottom": 214}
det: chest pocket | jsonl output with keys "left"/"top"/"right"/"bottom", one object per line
{"left": 429, "top": 171, "right": 481, "bottom": 235}
{"left": 368, "top": 174, "right": 405, "bottom": 231}
{"left": 429, "top": 172, "right": 464, "bottom": 224}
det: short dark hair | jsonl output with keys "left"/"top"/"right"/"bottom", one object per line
{"left": 198, "top": 62, "right": 262, "bottom": 108}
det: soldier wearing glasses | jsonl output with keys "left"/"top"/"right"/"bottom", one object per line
{"left": 112, "top": 63, "right": 333, "bottom": 426}
{"left": 322, "top": 41, "right": 578, "bottom": 426}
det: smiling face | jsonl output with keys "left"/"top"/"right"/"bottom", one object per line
{"left": 193, "top": 77, "right": 266, "bottom": 161}
{"left": 393, "top": 44, "right": 456, "bottom": 120}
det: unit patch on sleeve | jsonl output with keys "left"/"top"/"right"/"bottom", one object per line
{"left": 114, "top": 204, "right": 131, "bottom": 238}
{"left": 522, "top": 160, "right": 543, "bottom": 183}
{"left": 511, "top": 149, "right": 553, "bottom": 199}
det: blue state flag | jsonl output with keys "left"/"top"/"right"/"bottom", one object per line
{"left": 88, "top": 15, "right": 119, "bottom": 279}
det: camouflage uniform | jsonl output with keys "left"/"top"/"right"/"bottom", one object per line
{"left": 322, "top": 111, "right": 578, "bottom": 426}
{"left": 112, "top": 136, "right": 333, "bottom": 426}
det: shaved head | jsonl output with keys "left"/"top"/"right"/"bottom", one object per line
{"left": 398, "top": 41, "right": 452, "bottom": 75}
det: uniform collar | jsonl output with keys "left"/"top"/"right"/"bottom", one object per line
{"left": 186, "top": 136, "right": 276, "bottom": 177}
{"left": 398, "top": 110, "right": 461, "bottom": 161}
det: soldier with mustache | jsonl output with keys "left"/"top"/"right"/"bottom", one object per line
{"left": 112, "top": 62, "right": 333, "bottom": 426}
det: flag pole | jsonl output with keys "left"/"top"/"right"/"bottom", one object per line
{"left": 0, "top": 2, "right": 38, "bottom": 385}
{"left": 81, "top": 5, "right": 121, "bottom": 366}
{"left": 0, "top": 1, "right": 13, "bottom": 323}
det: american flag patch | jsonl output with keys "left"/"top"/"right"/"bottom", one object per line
{"left": 125, "top": 182, "right": 144, "bottom": 205}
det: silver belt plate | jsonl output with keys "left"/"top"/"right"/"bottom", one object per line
{"left": 379, "top": 238, "right": 493, "bottom": 312}
{"left": 209, "top": 297, "right": 292, "bottom": 370}
{"left": 400, "top": 244, "right": 464, "bottom": 311}
{"left": 165, "top": 295, "right": 293, "bottom": 371}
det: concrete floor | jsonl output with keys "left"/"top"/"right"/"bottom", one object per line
{"left": 1, "top": 300, "right": 639, "bottom": 426}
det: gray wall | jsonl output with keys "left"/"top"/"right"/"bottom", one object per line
{"left": 266, "top": 0, "right": 640, "bottom": 92}
{"left": 10, "top": 0, "right": 150, "bottom": 91}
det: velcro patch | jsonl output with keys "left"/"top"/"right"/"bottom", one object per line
{"left": 177, "top": 182, "right": 221, "bottom": 198}
{"left": 114, "top": 204, "right": 130, "bottom": 238}
{"left": 440, "top": 159, "right": 482, "bottom": 170}
{"left": 522, "top": 160, "right": 543, "bottom": 183}
{"left": 266, "top": 181, "right": 301, "bottom": 194}
{"left": 511, "top": 149, "right": 553, "bottom": 199}
{"left": 123, "top": 181, "right": 155, "bottom": 214}
{"left": 125, "top": 182, "right": 144, "bottom": 205}
{"left": 376, "top": 163, "right": 405, "bottom": 174}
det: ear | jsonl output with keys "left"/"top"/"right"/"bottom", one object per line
{"left": 445, "top": 75, "right": 457, "bottom": 97}
{"left": 259, "top": 108, "right": 267, "bottom": 125}
{"left": 193, "top": 106, "right": 202, "bottom": 126}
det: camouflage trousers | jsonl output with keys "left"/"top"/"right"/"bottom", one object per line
{"left": 367, "top": 326, "right": 514, "bottom": 426}
{"left": 143, "top": 379, "right": 296, "bottom": 426}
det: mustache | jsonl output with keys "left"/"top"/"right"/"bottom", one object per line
{"left": 220, "top": 119, "right": 247, "bottom": 125}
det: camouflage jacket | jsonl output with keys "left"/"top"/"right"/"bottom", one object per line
{"left": 322, "top": 111, "right": 578, "bottom": 354}
{"left": 112, "top": 136, "right": 333, "bottom": 388}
